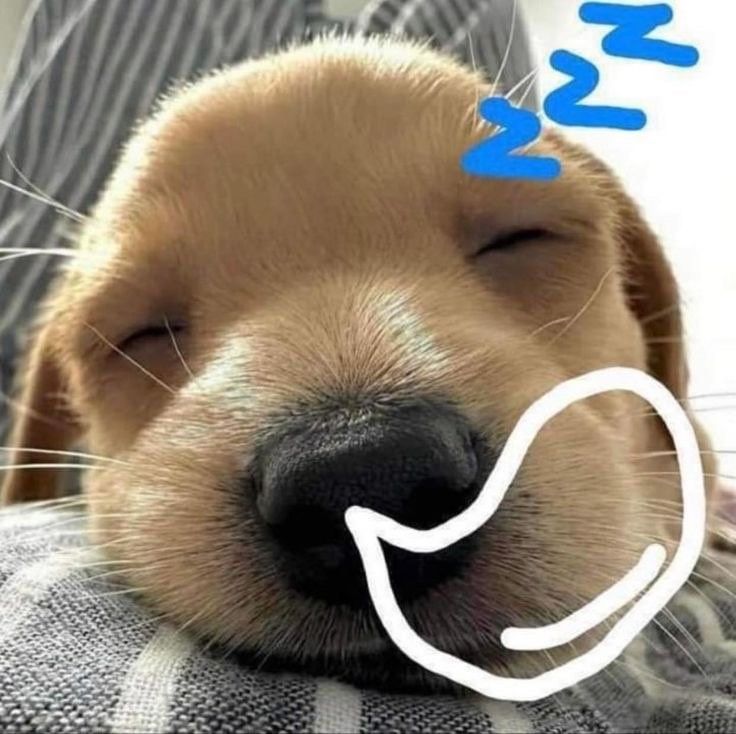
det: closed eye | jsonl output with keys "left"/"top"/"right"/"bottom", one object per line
{"left": 117, "top": 321, "right": 185, "bottom": 352}
{"left": 474, "top": 228, "right": 551, "bottom": 257}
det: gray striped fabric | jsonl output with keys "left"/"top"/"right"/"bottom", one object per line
{"left": 1, "top": 505, "right": 736, "bottom": 733}
{"left": 0, "top": 0, "right": 537, "bottom": 444}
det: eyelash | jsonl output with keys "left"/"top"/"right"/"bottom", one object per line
{"left": 118, "top": 321, "right": 185, "bottom": 351}
{"left": 474, "top": 228, "right": 550, "bottom": 257}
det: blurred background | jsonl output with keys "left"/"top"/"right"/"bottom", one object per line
{"left": 1, "top": 0, "right": 734, "bottom": 475}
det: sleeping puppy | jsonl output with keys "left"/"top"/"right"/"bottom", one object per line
{"left": 0, "top": 37, "right": 717, "bottom": 690}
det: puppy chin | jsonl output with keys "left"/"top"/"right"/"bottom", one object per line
{"left": 241, "top": 647, "right": 471, "bottom": 694}
{"left": 230, "top": 623, "right": 508, "bottom": 694}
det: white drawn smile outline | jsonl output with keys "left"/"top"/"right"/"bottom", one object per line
{"left": 345, "top": 367, "right": 706, "bottom": 702}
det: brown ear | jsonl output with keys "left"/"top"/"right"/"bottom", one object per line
{"left": 1, "top": 322, "right": 80, "bottom": 505}
{"left": 543, "top": 126, "right": 691, "bottom": 404}
{"left": 616, "top": 193, "right": 688, "bottom": 399}
{"left": 614, "top": 186, "right": 719, "bottom": 514}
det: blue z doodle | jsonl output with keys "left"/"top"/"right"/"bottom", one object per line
{"left": 544, "top": 50, "right": 647, "bottom": 131}
{"left": 579, "top": 2, "right": 700, "bottom": 67}
{"left": 461, "top": 98, "right": 562, "bottom": 181}
{"left": 461, "top": 2, "right": 698, "bottom": 182}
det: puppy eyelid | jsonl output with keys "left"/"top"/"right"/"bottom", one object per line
{"left": 474, "top": 228, "right": 551, "bottom": 257}
{"left": 117, "top": 320, "right": 186, "bottom": 351}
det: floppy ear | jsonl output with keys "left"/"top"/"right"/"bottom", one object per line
{"left": 613, "top": 186, "right": 719, "bottom": 510}
{"left": 1, "top": 321, "right": 81, "bottom": 505}
{"left": 616, "top": 193, "right": 687, "bottom": 398}
{"left": 544, "top": 128, "right": 692, "bottom": 404}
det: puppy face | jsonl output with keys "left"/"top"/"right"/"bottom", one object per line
{"left": 2, "top": 39, "right": 716, "bottom": 689}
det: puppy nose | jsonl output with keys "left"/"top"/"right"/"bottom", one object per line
{"left": 253, "top": 401, "right": 485, "bottom": 606}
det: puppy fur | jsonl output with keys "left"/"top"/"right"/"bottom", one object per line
{"left": 1, "top": 37, "right": 717, "bottom": 689}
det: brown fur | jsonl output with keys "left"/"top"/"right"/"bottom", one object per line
{"left": 0, "top": 37, "right": 717, "bottom": 689}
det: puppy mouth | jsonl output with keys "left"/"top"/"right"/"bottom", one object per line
{"left": 223, "top": 579, "right": 509, "bottom": 693}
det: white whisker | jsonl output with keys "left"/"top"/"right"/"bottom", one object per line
{"left": 0, "top": 463, "right": 100, "bottom": 472}
{"left": 85, "top": 323, "right": 176, "bottom": 395}
{"left": 516, "top": 69, "right": 539, "bottom": 109}
{"left": 505, "top": 67, "right": 538, "bottom": 102}
{"left": 0, "top": 177, "right": 86, "bottom": 223}
{"left": 165, "top": 316, "right": 194, "bottom": 379}
{"left": 0, "top": 388, "right": 68, "bottom": 428}
{"left": 489, "top": 0, "right": 518, "bottom": 99}
{"left": 549, "top": 267, "right": 616, "bottom": 344}
{"left": 5, "top": 154, "right": 87, "bottom": 223}
{"left": 0, "top": 447, "right": 125, "bottom": 465}
{"left": 0, "top": 246, "right": 80, "bottom": 264}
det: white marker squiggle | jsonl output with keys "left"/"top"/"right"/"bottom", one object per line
{"left": 345, "top": 367, "right": 705, "bottom": 701}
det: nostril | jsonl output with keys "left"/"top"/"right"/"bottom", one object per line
{"left": 402, "top": 472, "right": 480, "bottom": 529}
{"left": 306, "top": 543, "right": 345, "bottom": 570}
{"left": 266, "top": 504, "right": 345, "bottom": 552}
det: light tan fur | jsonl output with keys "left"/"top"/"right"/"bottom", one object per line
{"left": 0, "top": 37, "right": 716, "bottom": 689}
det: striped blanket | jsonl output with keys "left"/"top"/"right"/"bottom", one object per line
{"left": 1, "top": 505, "right": 735, "bottom": 733}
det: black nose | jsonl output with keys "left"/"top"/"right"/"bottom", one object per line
{"left": 253, "top": 400, "right": 486, "bottom": 607}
